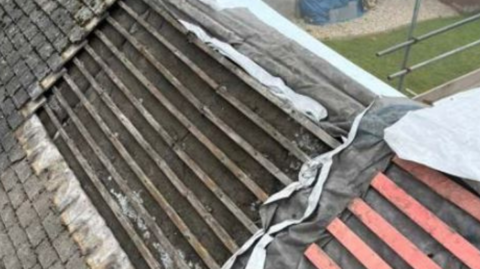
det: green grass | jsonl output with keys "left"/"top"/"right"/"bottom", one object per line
{"left": 323, "top": 15, "right": 480, "bottom": 93}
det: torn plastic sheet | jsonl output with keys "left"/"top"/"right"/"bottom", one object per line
{"left": 180, "top": 20, "right": 328, "bottom": 122}
{"left": 385, "top": 88, "right": 480, "bottom": 181}
{"left": 222, "top": 102, "right": 372, "bottom": 269}
{"left": 195, "top": 0, "right": 402, "bottom": 98}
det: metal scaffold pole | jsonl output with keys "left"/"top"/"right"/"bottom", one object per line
{"left": 377, "top": 13, "right": 480, "bottom": 57}
{"left": 389, "top": 38, "right": 480, "bottom": 80}
{"left": 397, "top": 0, "right": 422, "bottom": 92}
{"left": 377, "top": 1, "right": 480, "bottom": 96}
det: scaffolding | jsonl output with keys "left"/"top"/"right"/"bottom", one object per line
{"left": 377, "top": 0, "right": 480, "bottom": 95}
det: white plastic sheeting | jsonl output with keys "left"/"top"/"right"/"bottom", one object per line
{"left": 385, "top": 88, "right": 480, "bottom": 181}
{"left": 180, "top": 20, "right": 328, "bottom": 122}
{"left": 196, "top": 0, "right": 403, "bottom": 98}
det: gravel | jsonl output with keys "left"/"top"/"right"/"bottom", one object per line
{"left": 297, "top": 0, "right": 459, "bottom": 40}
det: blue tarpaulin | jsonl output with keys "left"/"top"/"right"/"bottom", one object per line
{"left": 300, "top": 0, "right": 364, "bottom": 25}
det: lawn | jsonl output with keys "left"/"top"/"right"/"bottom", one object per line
{"left": 323, "top": 15, "right": 480, "bottom": 94}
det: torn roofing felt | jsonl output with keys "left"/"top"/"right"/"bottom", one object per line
{"left": 225, "top": 97, "right": 423, "bottom": 269}
{"left": 222, "top": 96, "right": 480, "bottom": 269}
{"left": 153, "top": 0, "right": 381, "bottom": 138}
{"left": 179, "top": 20, "right": 329, "bottom": 122}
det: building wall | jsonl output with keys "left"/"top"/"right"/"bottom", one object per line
{"left": 264, "top": 0, "right": 299, "bottom": 19}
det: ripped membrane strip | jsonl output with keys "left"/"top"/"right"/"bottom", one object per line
{"left": 222, "top": 104, "right": 373, "bottom": 269}
{"left": 16, "top": 114, "right": 133, "bottom": 269}
{"left": 179, "top": 20, "right": 328, "bottom": 124}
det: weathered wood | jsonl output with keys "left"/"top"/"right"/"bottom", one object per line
{"left": 57, "top": 74, "right": 220, "bottom": 269}
{"left": 63, "top": 70, "right": 239, "bottom": 254}
{"left": 415, "top": 68, "right": 480, "bottom": 103}
{"left": 61, "top": 41, "right": 88, "bottom": 65}
{"left": 74, "top": 56, "right": 259, "bottom": 234}
{"left": 140, "top": 0, "right": 341, "bottom": 149}
{"left": 86, "top": 38, "right": 269, "bottom": 201}
{"left": 44, "top": 104, "right": 162, "bottom": 269}
{"left": 52, "top": 82, "right": 193, "bottom": 269}
{"left": 20, "top": 96, "right": 46, "bottom": 118}
{"left": 116, "top": 2, "right": 310, "bottom": 163}
{"left": 95, "top": 27, "right": 293, "bottom": 186}
{"left": 39, "top": 69, "right": 67, "bottom": 94}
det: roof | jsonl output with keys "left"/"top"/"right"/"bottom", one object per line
{"left": 18, "top": 0, "right": 340, "bottom": 267}
{"left": 0, "top": 0, "right": 115, "bottom": 268}
{"left": 6, "top": 1, "right": 480, "bottom": 269}
{"left": 0, "top": 0, "right": 113, "bottom": 128}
